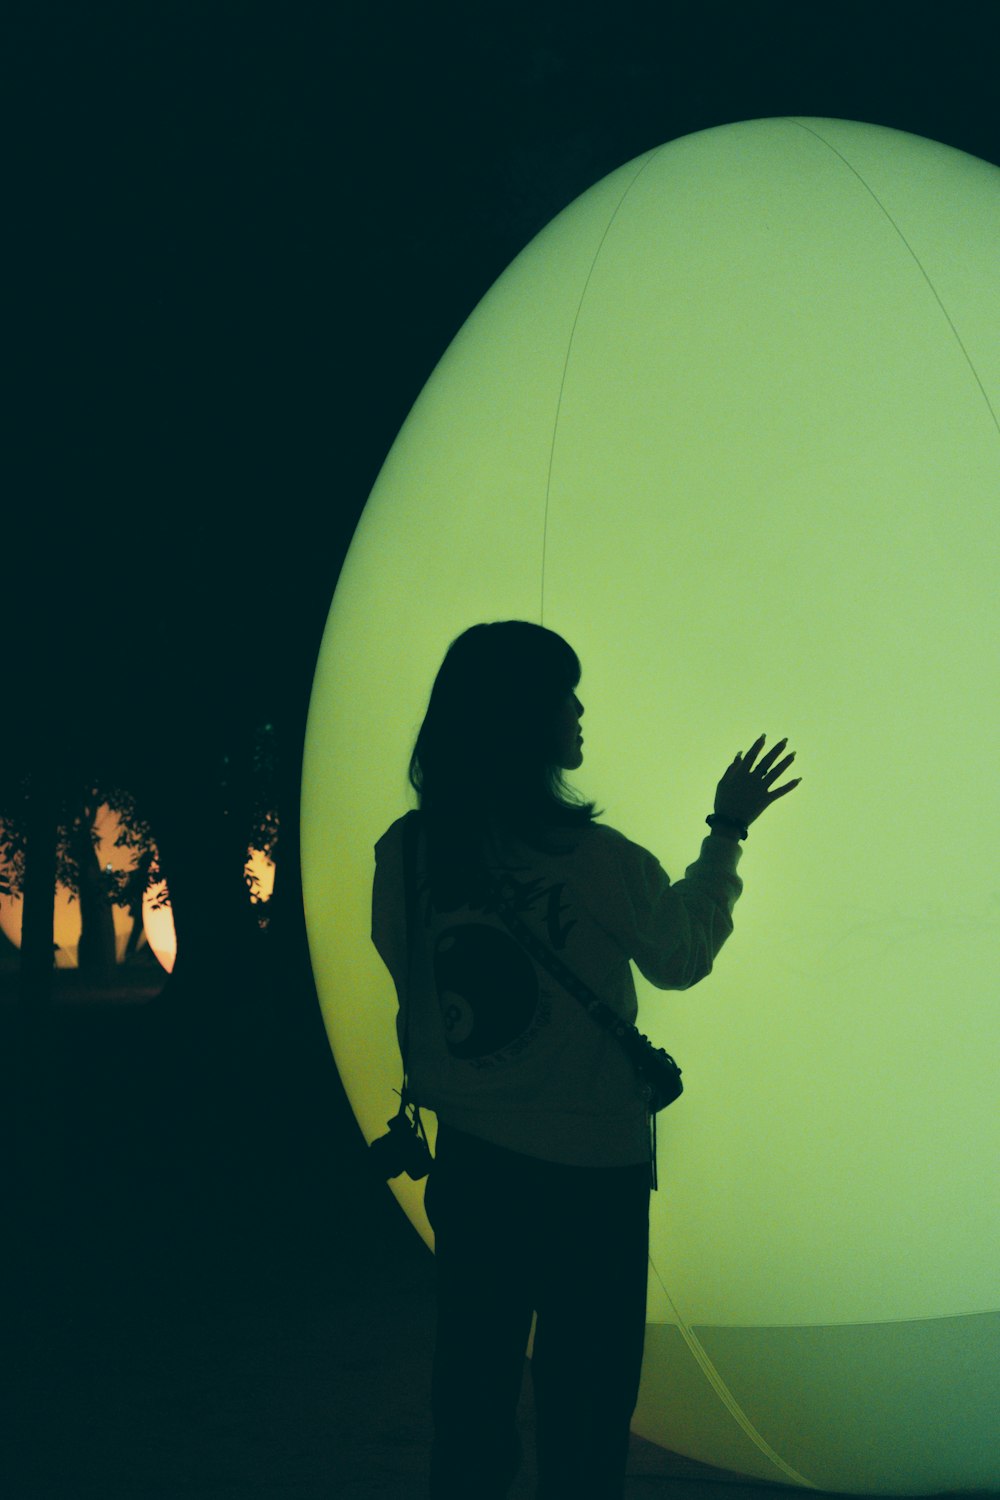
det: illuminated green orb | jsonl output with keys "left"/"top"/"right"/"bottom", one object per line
{"left": 302, "top": 118, "right": 1000, "bottom": 1495}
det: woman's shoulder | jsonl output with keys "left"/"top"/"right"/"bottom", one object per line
{"left": 373, "top": 811, "right": 417, "bottom": 858}
{"left": 375, "top": 811, "right": 653, "bottom": 872}
{"left": 506, "top": 818, "right": 649, "bottom": 868}
{"left": 568, "top": 820, "right": 656, "bottom": 869}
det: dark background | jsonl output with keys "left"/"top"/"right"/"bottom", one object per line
{"left": 2, "top": 4, "right": 998, "bottom": 1488}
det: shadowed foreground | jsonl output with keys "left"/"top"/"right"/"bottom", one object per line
{"left": 0, "top": 985, "right": 963, "bottom": 1499}
{"left": 5, "top": 1228, "right": 809, "bottom": 1500}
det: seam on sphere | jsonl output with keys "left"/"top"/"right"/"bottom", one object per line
{"left": 539, "top": 145, "right": 669, "bottom": 625}
{"left": 788, "top": 117, "right": 1000, "bottom": 440}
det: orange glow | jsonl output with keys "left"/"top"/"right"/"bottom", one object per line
{"left": 0, "top": 804, "right": 148, "bottom": 968}
{"left": 245, "top": 847, "right": 276, "bottom": 905}
{"left": 138, "top": 847, "right": 275, "bottom": 972}
{"left": 141, "top": 880, "right": 177, "bottom": 973}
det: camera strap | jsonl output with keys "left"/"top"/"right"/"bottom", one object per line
{"left": 482, "top": 867, "right": 660, "bottom": 1189}
{"left": 399, "top": 811, "right": 660, "bottom": 1189}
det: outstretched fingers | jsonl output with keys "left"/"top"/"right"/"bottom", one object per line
{"left": 763, "top": 751, "right": 796, "bottom": 782}
{"left": 768, "top": 777, "right": 802, "bottom": 801}
{"left": 737, "top": 735, "right": 764, "bottom": 769}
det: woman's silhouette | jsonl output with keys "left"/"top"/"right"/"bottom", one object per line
{"left": 371, "top": 621, "right": 800, "bottom": 1500}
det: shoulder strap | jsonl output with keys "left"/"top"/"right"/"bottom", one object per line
{"left": 485, "top": 870, "right": 634, "bottom": 1043}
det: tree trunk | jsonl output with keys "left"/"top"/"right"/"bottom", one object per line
{"left": 121, "top": 850, "right": 154, "bottom": 963}
{"left": 73, "top": 803, "right": 117, "bottom": 978}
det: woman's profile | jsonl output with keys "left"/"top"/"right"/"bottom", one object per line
{"left": 371, "top": 620, "right": 800, "bottom": 1500}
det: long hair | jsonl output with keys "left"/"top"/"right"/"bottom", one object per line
{"left": 409, "top": 621, "right": 603, "bottom": 908}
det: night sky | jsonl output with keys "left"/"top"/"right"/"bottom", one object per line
{"left": 10, "top": 5, "right": 998, "bottom": 787}
{"left": 5, "top": 2, "right": 998, "bottom": 1273}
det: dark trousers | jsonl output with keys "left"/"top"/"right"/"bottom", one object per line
{"left": 424, "top": 1123, "right": 651, "bottom": 1500}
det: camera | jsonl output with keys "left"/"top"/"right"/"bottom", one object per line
{"left": 369, "top": 1106, "right": 433, "bottom": 1181}
{"left": 616, "top": 1025, "right": 683, "bottom": 1112}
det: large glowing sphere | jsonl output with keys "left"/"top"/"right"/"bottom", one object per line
{"left": 301, "top": 119, "right": 999, "bottom": 1494}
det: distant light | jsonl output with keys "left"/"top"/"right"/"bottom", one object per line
{"left": 141, "top": 880, "right": 177, "bottom": 973}
{"left": 245, "top": 848, "right": 275, "bottom": 905}
{"left": 141, "top": 845, "right": 276, "bottom": 972}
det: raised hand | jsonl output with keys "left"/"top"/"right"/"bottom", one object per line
{"left": 714, "top": 735, "right": 801, "bottom": 830}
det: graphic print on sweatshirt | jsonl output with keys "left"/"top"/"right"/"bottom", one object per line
{"left": 428, "top": 868, "right": 575, "bottom": 1068}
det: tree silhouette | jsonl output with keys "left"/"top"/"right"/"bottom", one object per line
{"left": 0, "top": 781, "right": 166, "bottom": 978}
{"left": 0, "top": 777, "right": 28, "bottom": 902}
{"left": 243, "top": 722, "right": 279, "bottom": 927}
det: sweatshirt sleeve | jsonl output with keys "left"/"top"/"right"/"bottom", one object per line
{"left": 590, "top": 826, "right": 744, "bottom": 991}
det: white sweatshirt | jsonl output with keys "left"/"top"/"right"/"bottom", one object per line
{"left": 371, "top": 812, "right": 743, "bottom": 1168}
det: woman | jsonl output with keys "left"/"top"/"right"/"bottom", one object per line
{"left": 371, "top": 621, "right": 800, "bottom": 1500}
